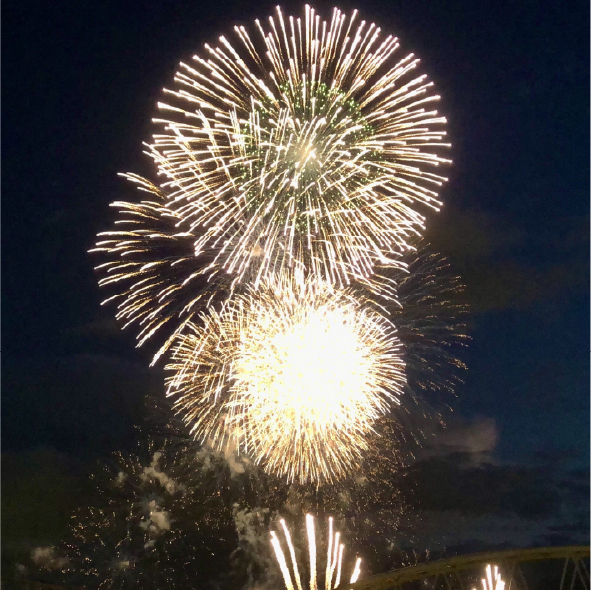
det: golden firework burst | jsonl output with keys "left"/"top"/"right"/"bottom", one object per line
{"left": 165, "top": 274, "right": 405, "bottom": 484}
{"left": 150, "top": 5, "right": 450, "bottom": 287}
{"left": 91, "top": 174, "right": 235, "bottom": 361}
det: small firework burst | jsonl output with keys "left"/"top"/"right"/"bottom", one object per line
{"left": 388, "top": 245, "right": 470, "bottom": 396}
{"left": 91, "top": 175, "right": 233, "bottom": 362}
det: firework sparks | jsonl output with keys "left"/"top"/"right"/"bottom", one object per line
{"left": 350, "top": 241, "right": 469, "bottom": 398}
{"left": 389, "top": 246, "right": 469, "bottom": 396}
{"left": 474, "top": 564, "right": 505, "bottom": 590}
{"left": 92, "top": 6, "right": 451, "bottom": 356}
{"left": 61, "top": 439, "right": 241, "bottom": 589}
{"left": 166, "top": 273, "right": 406, "bottom": 484}
{"left": 91, "top": 175, "right": 236, "bottom": 362}
{"left": 150, "top": 5, "right": 449, "bottom": 287}
{"left": 271, "top": 515, "right": 361, "bottom": 590}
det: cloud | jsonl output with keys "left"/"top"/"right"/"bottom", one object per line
{"left": 395, "top": 463, "right": 590, "bottom": 548}
{"left": 424, "top": 209, "right": 589, "bottom": 313}
{"left": 64, "top": 317, "right": 122, "bottom": 338}
{"left": 402, "top": 456, "right": 561, "bottom": 519}
{"left": 139, "top": 500, "right": 171, "bottom": 534}
{"left": 458, "top": 260, "right": 587, "bottom": 313}
{"left": 394, "top": 446, "right": 588, "bottom": 548}
{"left": 418, "top": 417, "right": 499, "bottom": 465}
{"left": 425, "top": 209, "right": 524, "bottom": 262}
{"left": 398, "top": 509, "right": 588, "bottom": 550}
{"left": 3, "top": 449, "right": 92, "bottom": 551}
{"left": 196, "top": 438, "right": 251, "bottom": 476}
{"left": 140, "top": 451, "right": 184, "bottom": 494}
{"left": 30, "top": 547, "right": 68, "bottom": 570}
{"left": 231, "top": 505, "right": 276, "bottom": 589}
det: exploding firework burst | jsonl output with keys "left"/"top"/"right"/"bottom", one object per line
{"left": 148, "top": 5, "right": 449, "bottom": 288}
{"left": 165, "top": 273, "right": 406, "bottom": 484}
{"left": 92, "top": 6, "right": 451, "bottom": 356}
{"left": 271, "top": 515, "right": 361, "bottom": 590}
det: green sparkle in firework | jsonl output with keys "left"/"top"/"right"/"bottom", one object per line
{"left": 149, "top": 5, "right": 450, "bottom": 288}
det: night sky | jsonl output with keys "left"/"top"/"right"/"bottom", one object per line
{"left": 3, "top": 0, "right": 589, "bottom": 559}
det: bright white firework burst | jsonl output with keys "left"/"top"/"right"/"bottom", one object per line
{"left": 150, "top": 5, "right": 450, "bottom": 288}
{"left": 165, "top": 274, "right": 405, "bottom": 484}
{"left": 271, "top": 515, "right": 361, "bottom": 590}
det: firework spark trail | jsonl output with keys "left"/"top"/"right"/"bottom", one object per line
{"left": 271, "top": 531, "right": 296, "bottom": 590}
{"left": 473, "top": 564, "right": 505, "bottom": 590}
{"left": 165, "top": 273, "right": 406, "bottom": 484}
{"left": 150, "top": 5, "right": 450, "bottom": 288}
{"left": 91, "top": 175, "right": 231, "bottom": 363}
{"left": 271, "top": 515, "right": 361, "bottom": 590}
{"left": 282, "top": 519, "right": 304, "bottom": 590}
{"left": 374, "top": 244, "right": 470, "bottom": 397}
{"left": 307, "top": 515, "right": 318, "bottom": 590}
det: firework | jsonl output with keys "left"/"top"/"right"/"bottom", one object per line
{"left": 91, "top": 175, "right": 234, "bottom": 362}
{"left": 271, "top": 515, "right": 361, "bottom": 590}
{"left": 362, "top": 243, "right": 470, "bottom": 444}
{"left": 92, "top": 6, "right": 451, "bottom": 355}
{"left": 474, "top": 564, "right": 505, "bottom": 590}
{"left": 62, "top": 440, "right": 237, "bottom": 589}
{"left": 388, "top": 245, "right": 469, "bottom": 396}
{"left": 346, "top": 241, "right": 469, "bottom": 394}
{"left": 65, "top": 505, "right": 158, "bottom": 589}
{"left": 149, "top": 5, "right": 449, "bottom": 288}
{"left": 166, "top": 273, "right": 406, "bottom": 484}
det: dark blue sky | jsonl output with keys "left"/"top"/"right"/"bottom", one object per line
{"left": 3, "top": 0, "right": 589, "bottom": 548}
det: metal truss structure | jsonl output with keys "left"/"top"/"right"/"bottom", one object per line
{"left": 343, "top": 546, "right": 590, "bottom": 590}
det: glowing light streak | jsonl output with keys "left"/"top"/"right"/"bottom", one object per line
{"left": 473, "top": 564, "right": 505, "bottom": 590}
{"left": 271, "top": 516, "right": 361, "bottom": 590}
